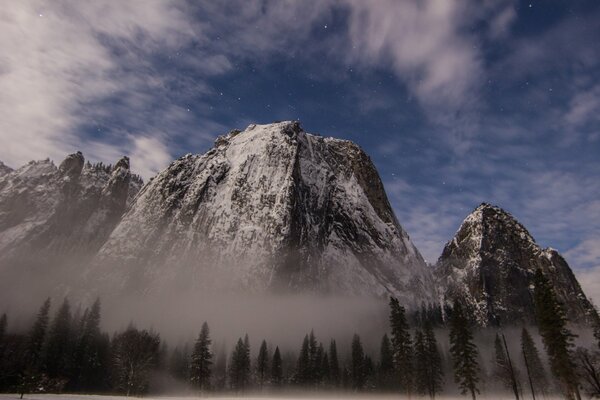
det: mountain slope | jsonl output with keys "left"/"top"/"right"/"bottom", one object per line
{"left": 435, "top": 203, "right": 595, "bottom": 326}
{"left": 90, "top": 121, "right": 436, "bottom": 303}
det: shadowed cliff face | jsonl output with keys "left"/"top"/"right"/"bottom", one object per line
{"left": 89, "top": 121, "right": 436, "bottom": 304}
{"left": 435, "top": 203, "right": 596, "bottom": 326}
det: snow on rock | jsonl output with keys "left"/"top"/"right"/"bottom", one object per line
{"left": 90, "top": 121, "right": 436, "bottom": 304}
{"left": 0, "top": 152, "right": 142, "bottom": 264}
{"left": 435, "top": 203, "right": 595, "bottom": 326}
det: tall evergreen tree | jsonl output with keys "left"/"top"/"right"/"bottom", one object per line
{"left": 449, "top": 300, "right": 480, "bottom": 400}
{"left": 414, "top": 329, "right": 428, "bottom": 395}
{"left": 256, "top": 339, "right": 269, "bottom": 388}
{"left": 493, "top": 333, "right": 520, "bottom": 399}
{"left": 271, "top": 346, "right": 283, "bottom": 387}
{"left": 389, "top": 296, "right": 413, "bottom": 394}
{"left": 520, "top": 327, "right": 547, "bottom": 399}
{"left": 423, "top": 321, "right": 444, "bottom": 399}
{"left": 295, "top": 330, "right": 322, "bottom": 386}
{"left": 27, "top": 298, "right": 51, "bottom": 370}
{"left": 229, "top": 336, "right": 251, "bottom": 391}
{"left": 351, "top": 334, "right": 366, "bottom": 390}
{"left": 533, "top": 269, "right": 580, "bottom": 400}
{"left": 321, "top": 348, "right": 330, "bottom": 385}
{"left": 44, "top": 298, "right": 73, "bottom": 381}
{"left": 190, "top": 321, "right": 212, "bottom": 392}
{"left": 329, "top": 339, "right": 340, "bottom": 387}
{"left": 75, "top": 298, "right": 109, "bottom": 391}
{"left": 378, "top": 334, "right": 395, "bottom": 390}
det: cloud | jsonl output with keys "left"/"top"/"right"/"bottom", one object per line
{"left": 574, "top": 265, "right": 600, "bottom": 307}
{"left": 0, "top": 1, "right": 218, "bottom": 178}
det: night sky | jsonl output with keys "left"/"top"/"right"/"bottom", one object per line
{"left": 1, "top": 1, "right": 599, "bottom": 298}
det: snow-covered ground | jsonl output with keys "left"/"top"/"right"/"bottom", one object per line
{"left": 0, "top": 394, "right": 565, "bottom": 400}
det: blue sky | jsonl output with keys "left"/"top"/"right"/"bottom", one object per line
{"left": 1, "top": 1, "right": 600, "bottom": 299}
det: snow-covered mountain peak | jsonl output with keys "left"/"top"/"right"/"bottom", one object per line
{"left": 89, "top": 121, "right": 436, "bottom": 303}
{"left": 436, "top": 203, "right": 595, "bottom": 326}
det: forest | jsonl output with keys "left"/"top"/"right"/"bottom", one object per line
{"left": 1, "top": 270, "right": 599, "bottom": 399}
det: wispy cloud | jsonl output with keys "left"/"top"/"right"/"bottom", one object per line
{"left": 0, "top": 1, "right": 224, "bottom": 178}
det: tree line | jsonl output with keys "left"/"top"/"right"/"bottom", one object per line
{"left": 1, "top": 268, "right": 599, "bottom": 398}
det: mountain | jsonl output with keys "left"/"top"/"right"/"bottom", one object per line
{"left": 88, "top": 121, "right": 436, "bottom": 304}
{"left": 435, "top": 203, "right": 595, "bottom": 326}
{"left": 0, "top": 152, "right": 143, "bottom": 303}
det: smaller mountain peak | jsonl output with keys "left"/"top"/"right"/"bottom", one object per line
{"left": 59, "top": 151, "right": 85, "bottom": 179}
{"left": 113, "top": 156, "right": 130, "bottom": 171}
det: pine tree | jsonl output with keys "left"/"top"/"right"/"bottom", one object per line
{"left": 351, "top": 334, "right": 366, "bottom": 390}
{"left": 75, "top": 298, "right": 109, "bottom": 391}
{"left": 493, "top": 333, "right": 520, "bottom": 399}
{"left": 229, "top": 336, "right": 251, "bottom": 391}
{"left": 27, "top": 298, "right": 51, "bottom": 370}
{"left": 19, "top": 298, "right": 51, "bottom": 398}
{"left": 533, "top": 269, "right": 580, "bottom": 400}
{"left": 256, "top": 339, "right": 269, "bottom": 388}
{"left": 271, "top": 346, "right": 283, "bottom": 387}
{"left": 389, "top": 296, "right": 413, "bottom": 394}
{"left": 378, "top": 334, "right": 394, "bottom": 390}
{"left": 329, "top": 339, "right": 340, "bottom": 387}
{"left": 296, "top": 334, "right": 310, "bottom": 385}
{"left": 423, "top": 321, "right": 444, "bottom": 399}
{"left": 414, "top": 329, "right": 428, "bottom": 395}
{"left": 520, "top": 328, "right": 545, "bottom": 399}
{"left": 449, "top": 300, "right": 480, "bottom": 400}
{"left": 295, "top": 330, "right": 322, "bottom": 386}
{"left": 190, "top": 321, "right": 212, "bottom": 392}
{"left": 321, "top": 348, "right": 331, "bottom": 385}
{"left": 44, "top": 298, "right": 73, "bottom": 382}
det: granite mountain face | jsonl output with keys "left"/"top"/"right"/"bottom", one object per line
{"left": 89, "top": 122, "right": 436, "bottom": 304}
{"left": 435, "top": 203, "right": 596, "bottom": 326}
{"left": 0, "top": 122, "right": 595, "bottom": 326}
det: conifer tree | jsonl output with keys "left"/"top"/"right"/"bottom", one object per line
{"left": 296, "top": 334, "right": 311, "bottom": 385}
{"left": 321, "top": 348, "right": 330, "bottom": 385}
{"left": 423, "top": 321, "right": 444, "bottom": 399}
{"left": 256, "top": 339, "right": 269, "bottom": 388}
{"left": 520, "top": 328, "right": 546, "bottom": 400}
{"left": 378, "top": 333, "right": 395, "bottom": 390}
{"left": 27, "top": 298, "right": 51, "bottom": 370}
{"left": 190, "top": 321, "right": 212, "bottom": 392}
{"left": 229, "top": 336, "right": 251, "bottom": 391}
{"left": 329, "top": 339, "right": 340, "bottom": 387}
{"left": 533, "top": 269, "right": 580, "bottom": 400}
{"left": 271, "top": 346, "right": 283, "bottom": 387}
{"left": 75, "top": 298, "right": 109, "bottom": 391}
{"left": 44, "top": 298, "right": 73, "bottom": 381}
{"left": 414, "top": 329, "right": 428, "bottom": 395}
{"left": 493, "top": 333, "right": 520, "bottom": 399}
{"left": 449, "top": 300, "right": 480, "bottom": 400}
{"left": 389, "top": 296, "right": 413, "bottom": 394}
{"left": 351, "top": 334, "right": 366, "bottom": 390}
